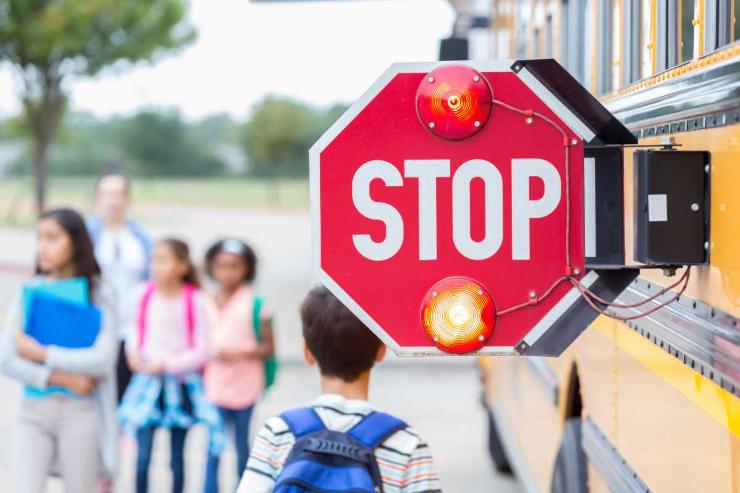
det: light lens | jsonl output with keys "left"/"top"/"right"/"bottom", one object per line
{"left": 416, "top": 65, "right": 493, "bottom": 140}
{"left": 421, "top": 277, "right": 496, "bottom": 354}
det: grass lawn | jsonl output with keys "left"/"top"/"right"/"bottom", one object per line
{"left": 0, "top": 176, "right": 309, "bottom": 224}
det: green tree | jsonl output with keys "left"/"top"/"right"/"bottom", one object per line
{"left": 0, "top": 0, "right": 195, "bottom": 214}
{"left": 241, "top": 97, "right": 348, "bottom": 177}
{"left": 116, "top": 109, "right": 225, "bottom": 176}
{"left": 242, "top": 97, "right": 317, "bottom": 176}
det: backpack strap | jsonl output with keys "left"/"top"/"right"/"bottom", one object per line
{"left": 280, "top": 407, "right": 325, "bottom": 438}
{"left": 252, "top": 296, "right": 263, "bottom": 342}
{"left": 349, "top": 412, "right": 407, "bottom": 449}
{"left": 137, "top": 282, "right": 157, "bottom": 350}
{"left": 183, "top": 284, "right": 196, "bottom": 348}
{"left": 138, "top": 283, "right": 196, "bottom": 350}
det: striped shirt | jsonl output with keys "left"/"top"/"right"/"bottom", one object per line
{"left": 237, "top": 394, "right": 442, "bottom": 493}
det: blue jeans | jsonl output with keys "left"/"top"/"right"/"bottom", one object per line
{"left": 203, "top": 405, "right": 254, "bottom": 493}
{"left": 136, "top": 426, "right": 189, "bottom": 493}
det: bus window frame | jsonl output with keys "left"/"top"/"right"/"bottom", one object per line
{"left": 596, "top": 0, "right": 614, "bottom": 94}
{"left": 704, "top": 0, "right": 733, "bottom": 52}
{"left": 567, "top": 0, "right": 588, "bottom": 83}
{"left": 641, "top": 0, "right": 654, "bottom": 79}
{"left": 678, "top": 0, "right": 696, "bottom": 62}
{"left": 656, "top": 0, "right": 679, "bottom": 71}
{"left": 545, "top": 12, "right": 554, "bottom": 57}
{"left": 623, "top": 0, "right": 642, "bottom": 85}
{"left": 560, "top": 0, "right": 570, "bottom": 66}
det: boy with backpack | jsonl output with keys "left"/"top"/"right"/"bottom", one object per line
{"left": 237, "top": 285, "right": 442, "bottom": 493}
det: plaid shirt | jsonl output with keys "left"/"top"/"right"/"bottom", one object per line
{"left": 119, "top": 372, "right": 225, "bottom": 454}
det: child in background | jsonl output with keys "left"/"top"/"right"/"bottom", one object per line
{"left": 202, "top": 238, "right": 275, "bottom": 493}
{"left": 237, "top": 286, "right": 441, "bottom": 493}
{"left": 0, "top": 208, "right": 118, "bottom": 493}
{"left": 119, "top": 238, "right": 223, "bottom": 493}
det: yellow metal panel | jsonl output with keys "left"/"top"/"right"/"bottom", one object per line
{"left": 630, "top": 126, "right": 740, "bottom": 316}
{"left": 587, "top": 463, "right": 612, "bottom": 492}
{"left": 574, "top": 318, "right": 619, "bottom": 440}
{"left": 489, "top": 356, "right": 563, "bottom": 491}
{"left": 613, "top": 322, "right": 739, "bottom": 436}
{"left": 613, "top": 322, "right": 739, "bottom": 491}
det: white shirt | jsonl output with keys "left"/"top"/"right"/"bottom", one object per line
{"left": 95, "top": 227, "right": 148, "bottom": 339}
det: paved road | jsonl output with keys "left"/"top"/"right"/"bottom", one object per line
{"left": 0, "top": 206, "right": 521, "bottom": 492}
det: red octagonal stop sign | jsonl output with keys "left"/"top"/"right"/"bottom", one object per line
{"left": 311, "top": 60, "right": 628, "bottom": 356}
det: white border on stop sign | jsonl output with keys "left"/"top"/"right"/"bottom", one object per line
{"left": 309, "top": 60, "right": 601, "bottom": 356}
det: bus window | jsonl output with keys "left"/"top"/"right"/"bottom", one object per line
{"left": 565, "top": 0, "right": 587, "bottom": 84}
{"left": 623, "top": 0, "right": 642, "bottom": 84}
{"left": 656, "top": 0, "right": 675, "bottom": 71}
{"left": 535, "top": 26, "right": 542, "bottom": 57}
{"left": 560, "top": 0, "right": 569, "bottom": 65}
{"left": 517, "top": 2, "right": 529, "bottom": 58}
{"left": 679, "top": 0, "right": 696, "bottom": 62}
{"left": 545, "top": 13, "right": 553, "bottom": 57}
{"left": 596, "top": 0, "right": 613, "bottom": 94}
{"left": 641, "top": 0, "right": 654, "bottom": 78}
{"left": 585, "top": 0, "right": 595, "bottom": 90}
{"left": 655, "top": 0, "right": 694, "bottom": 69}
{"left": 735, "top": 0, "right": 740, "bottom": 41}
{"left": 704, "top": 0, "right": 732, "bottom": 51}
{"left": 612, "top": 1, "right": 621, "bottom": 89}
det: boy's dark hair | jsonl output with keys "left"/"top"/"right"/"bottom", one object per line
{"left": 301, "top": 285, "right": 382, "bottom": 383}
{"left": 204, "top": 238, "right": 257, "bottom": 283}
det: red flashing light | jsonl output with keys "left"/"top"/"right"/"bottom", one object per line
{"left": 420, "top": 277, "right": 496, "bottom": 354}
{"left": 416, "top": 65, "right": 493, "bottom": 141}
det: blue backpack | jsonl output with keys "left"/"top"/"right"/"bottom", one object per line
{"left": 274, "top": 407, "right": 407, "bottom": 493}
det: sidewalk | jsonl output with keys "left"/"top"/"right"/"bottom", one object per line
{"left": 0, "top": 207, "right": 521, "bottom": 492}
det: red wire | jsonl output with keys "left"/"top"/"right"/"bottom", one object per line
{"left": 497, "top": 276, "right": 569, "bottom": 315}
{"left": 568, "top": 267, "right": 691, "bottom": 321}
{"left": 576, "top": 267, "right": 689, "bottom": 309}
{"left": 489, "top": 98, "right": 687, "bottom": 321}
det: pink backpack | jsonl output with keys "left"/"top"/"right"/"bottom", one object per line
{"left": 137, "top": 282, "right": 197, "bottom": 350}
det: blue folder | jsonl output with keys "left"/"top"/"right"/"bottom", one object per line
{"left": 25, "top": 292, "right": 101, "bottom": 348}
{"left": 22, "top": 277, "right": 88, "bottom": 315}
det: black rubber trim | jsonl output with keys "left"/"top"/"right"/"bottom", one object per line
{"left": 520, "top": 269, "right": 639, "bottom": 356}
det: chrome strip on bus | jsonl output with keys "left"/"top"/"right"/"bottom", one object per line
{"left": 489, "top": 403, "right": 540, "bottom": 493}
{"left": 605, "top": 56, "right": 740, "bottom": 131}
{"left": 613, "top": 277, "right": 740, "bottom": 397}
{"left": 581, "top": 417, "right": 652, "bottom": 493}
{"left": 526, "top": 357, "right": 559, "bottom": 406}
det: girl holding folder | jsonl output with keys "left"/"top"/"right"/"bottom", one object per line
{"left": 0, "top": 208, "right": 118, "bottom": 493}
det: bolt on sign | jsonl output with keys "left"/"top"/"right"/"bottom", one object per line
{"left": 310, "top": 60, "right": 637, "bottom": 356}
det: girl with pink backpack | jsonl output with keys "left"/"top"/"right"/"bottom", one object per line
{"left": 119, "top": 238, "right": 223, "bottom": 493}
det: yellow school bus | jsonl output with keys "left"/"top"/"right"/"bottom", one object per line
{"left": 473, "top": 1, "right": 740, "bottom": 491}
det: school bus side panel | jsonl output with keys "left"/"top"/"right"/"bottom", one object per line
{"left": 613, "top": 321, "right": 738, "bottom": 491}
{"left": 572, "top": 318, "right": 619, "bottom": 493}
{"left": 486, "top": 356, "right": 562, "bottom": 491}
{"left": 610, "top": 125, "right": 740, "bottom": 491}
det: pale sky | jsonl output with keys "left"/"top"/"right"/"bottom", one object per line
{"left": 0, "top": 0, "right": 455, "bottom": 119}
